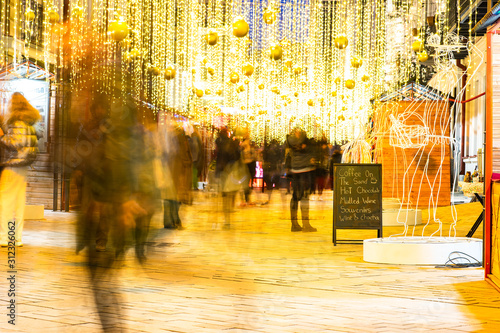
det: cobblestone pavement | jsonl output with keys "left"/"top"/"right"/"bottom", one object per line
{"left": 1, "top": 190, "right": 499, "bottom": 332}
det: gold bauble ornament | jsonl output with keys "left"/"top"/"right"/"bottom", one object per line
{"left": 205, "top": 89, "right": 212, "bottom": 95}
{"left": 331, "top": 91, "right": 337, "bottom": 97}
{"left": 205, "top": 29, "right": 219, "bottom": 46}
{"left": 271, "top": 86, "right": 278, "bottom": 93}
{"left": 109, "top": 20, "right": 129, "bottom": 42}
{"left": 412, "top": 28, "right": 419, "bottom": 36}
{"left": 191, "top": 68, "right": 196, "bottom": 75}
{"left": 345, "top": 79, "right": 355, "bottom": 89}
{"left": 269, "top": 43, "right": 283, "bottom": 61}
{"left": 196, "top": 89, "right": 204, "bottom": 98}
{"left": 412, "top": 39, "right": 424, "bottom": 52}
{"left": 207, "top": 65, "right": 215, "bottom": 76}
{"left": 165, "top": 65, "right": 176, "bottom": 80}
{"left": 233, "top": 16, "right": 249, "bottom": 38}
{"left": 301, "top": 81, "right": 307, "bottom": 87}
{"left": 242, "top": 62, "right": 254, "bottom": 76}
{"left": 277, "top": 111, "right": 282, "bottom": 116}
{"left": 72, "top": 6, "right": 83, "bottom": 19}
{"left": 151, "top": 67, "right": 160, "bottom": 76}
{"left": 361, "top": 74, "right": 370, "bottom": 82}
{"left": 48, "top": 9, "right": 60, "bottom": 24}
{"left": 334, "top": 77, "right": 341, "bottom": 84}
{"left": 284, "top": 59, "right": 293, "bottom": 68}
{"left": 216, "top": 89, "right": 223, "bottom": 96}
{"left": 129, "top": 48, "right": 140, "bottom": 60}
{"left": 230, "top": 72, "right": 240, "bottom": 84}
{"left": 25, "top": 9, "right": 35, "bottom": 22}
{"left": 237, "top": 85, "right": 245, "bottom": 93}
{"left": 351, "top": 56, "right": 363, "bottom": 68}
{"left": 418, "top": 50, "right": 429, "bottom": 62}
{"left": 307, "top": 99, "right": 314, "bottom": 107}
{"left": 293, "top": 66, "right": 302, "bottom": 75}
{"left": 244, "top": 79, "right": 250, "bottom": 84}
{"left": 318, "top": 97, "right": 324, "bottom": 103}
{"left": 258, "top": 84, "right": 265, "bottom": 90}
{"left": 263, "top": 8, "right": 277, "bottom": 24}
{"left": 294, "top": 92, "right": 299, "bottom": 97}
{"left": 338, "top": 115, "right": 345, "bottom": 121}
{"left": 202, "top": 57, "right": 209, "bottom": 64}
{"left": 334, "top": 34, "right": 348, "bottom": 49}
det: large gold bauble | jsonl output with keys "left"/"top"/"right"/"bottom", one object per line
{"left": 233, "top": 16, "right": 249, "bottom": 38}
{"left": 418, "top": 50, "right": 429, "bottom": 62}
{"left": 293, "top": 66, "right": 302, "bottom": 75}
{"left": 269, "top": 43, "right": 283, "bottom": 61}
{"left": 25, "top": 9, "right": 35, "bottom": 22}
{"left": 48, "top": 9, "right": 60, "bottom": 24}
{"left": 109, "top": 20, "right": 129, "bottom": 42}
{"left": 351, "top": 56, "right": 363, "bottom": 68}
{"left": 263, "top": 9, "right": 277, "bottom": 24}
{"left": 205, "top": 29, "right": 219, "bottom": 46}
{"left": 412, "top": 39, "right": 424, "bottom": 52}
{"left": 307, "top": 99, "right": 314, "bottom": 107}
{"left": 331, "top": 91, "right": 337, "bottom": 97}
{"left": 345, "top": 79, "right": 355, "bottom": 89}
{"left": 230, "top": 72, "right": 240, "bottom": 84}
{"left": 361, "top": 74, "right": 370, "bottom": 82}
{"left": 258, "top": 84, "right": 265, "bottom": 90}
{"left": 242, "top": 62, "right": 254, "bottom": 76}
{"left": 165, "top": 65, "right": 176, "bottom": 80}
{"left": 334, "top": 77, "right": 341, "bottom": 84}
{"left": 334, "top": 34, "right": 348, "bottom": 49}
{"left": 196, "top": 89, "right": 204, "bottom": 98}
{"left": 72, "top": 6, "right": 83, "bottom": 19}
{"left": 284, "top": 59, "right": 293, "bottom": 68}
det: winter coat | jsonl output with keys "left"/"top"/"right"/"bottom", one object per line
{"left": 0, "top": 120, "right": 38, "bottom": 167}
{"left": 286, "top": 131, "right": 316, "bottom": 173}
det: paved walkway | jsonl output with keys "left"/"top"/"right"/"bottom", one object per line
{"left": 1, "top": 190, "right": 499, "bottom": 332}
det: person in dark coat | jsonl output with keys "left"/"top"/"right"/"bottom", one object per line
{"left": 285, "top": 128, "right": 317, "bottom": 232}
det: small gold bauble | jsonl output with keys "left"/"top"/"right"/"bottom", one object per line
{"left": 237, "top": 85, "right": 245, "bottom": 93}
{"left": 233, "top": 16, "right": 249, "bottom": 38}
{"left": 216, "top": 89, "right": 223, "bottom": 96}
{"left": 242, "top": 62, "right": 254, "bottom": 76}
{"left": 151, "top": 67, "right": 160, "bottom": 76}
{"left": 202, "top": 57, "right": 208, "bottom": 64}
{"left": 196, "top": 89, "right": 204, "bottom": 98}
{"left": 338, "top": 115, "right": 345, "bottom": 121}
{"left": 294, "top": 92, "right": 299, "bottom": 97}
{"left": 165, "top": 65, "right": 176, "bottom": 80}
{"left": 412, "top": 39, "right": 424, "bottom": 52}
{"left": 331, "top": 91, "right": 337, "bottom": 97}
{"left": 263, "top": 8, "right": 277, "bottom": 24}
{"left": 244, "top": 79, "right": 250, "bottom": 84}
{"left": 293, "top": 66, "right": 302, "bottom": 75}
{"left": 277, "top": 111, "right": 282, "bottom": 116}
{"left": 191, "top": 68, "right": 196, "bottom": 74}
{"left": 48, "top": 9, "right": 60, "bottom": 24}
{"left": 283, "top": 103, "right": 288, "bottom": 107}
{"left": 361, "top": 74, "right": 370, "bottom": 82}
{"left": 207, "top": 65, "right": 215, "bottom": 76}
{"left": 412, "top": 28, "right": 419, "bottom": 36}
{"left": 72, "top": 6, "right": 83, "bottom": 19}
{"left": 205, "top": 89, "right": 212, "bottom": 95}
{"left": 334, "top": 34, "right": 348, "bottom": 49}
{"left": 109, "top": 20, "right": 129, "bottom": 41}
{"left": 334, "top": 77, "right": 341, "bottom": 84}
{"left": 307, "top": 99, "right": 314, "bottom": 107}
{"left": 269, "top": 43, "right": 283, "bottom": 61}
{"left": 345, "top": 79, "right": 355, "bottom": 89}
{"left": 230, "top": 72, "right": 240, "bottom": 84}
{"left": 205, "top": 29, "right": 219, "bottom": 46}
{"left": 318, "top": 97, "right": 324, "bottom": 103}
{"left": 271, "top": 86, "right": 278, "bottom": 93}
{"left": 129, "top": 48, "right": 140, "bottom": 60}
{"left": 417, "top": 50, "right": 429, "bottom": 62}
{"left": 351, "top": 56, "right": 363, "bottom": 68}
{"left": 301, "top": 81, "right": 307, "bottom": 87}
{"left": 249, "top": 116, "right": 255, "bottom": 121}
{"left": 284, "top": 59, "right": 293, "bottom": 68}
{"left": 25, "top": 9, "right": 35, "bottom": 22}
{"left": 258, "top": 84, "right": 265, "bottom": 90}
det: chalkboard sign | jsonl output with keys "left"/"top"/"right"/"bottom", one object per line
{"left": 332, "top": 163, "right": 382, "bottom": 245}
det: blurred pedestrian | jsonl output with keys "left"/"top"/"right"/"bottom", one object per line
{"left": 262, "top": 139, "right": 282, "bottom": 205}
{"left": 0, "top": 92, "right": 41, "bottom": 247}
{"left": 285, "top": 128, "right": 317, "bottom": 232}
